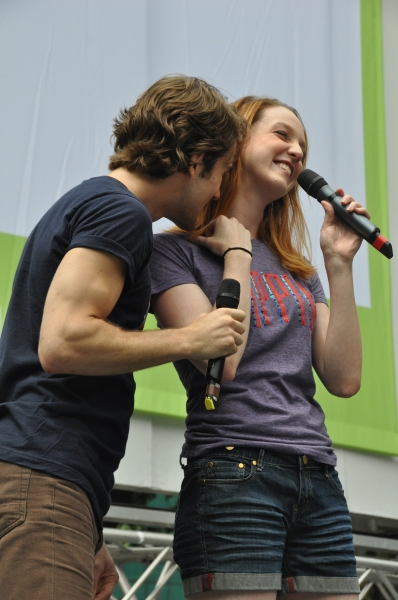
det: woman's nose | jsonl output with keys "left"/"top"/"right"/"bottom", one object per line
{"left": 288, "top": 142, "right": 304, "bottom": 161}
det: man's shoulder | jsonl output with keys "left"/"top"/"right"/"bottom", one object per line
{"left": 49, "top": 176, "right": 152, "bottom": 230}
{"left": 70, "top": 176, "right": 148, "bottom": 211}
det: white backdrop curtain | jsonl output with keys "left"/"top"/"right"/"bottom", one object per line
{"left": 0, "top": 0, "right": 369, "bottom": 304}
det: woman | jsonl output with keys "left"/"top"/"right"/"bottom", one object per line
{"left": 150, "top": 96, "right": 367, "bottom": 600}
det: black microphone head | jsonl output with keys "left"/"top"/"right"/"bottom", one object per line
{"left": 216, "top": 278, "right": 240, "bottom": 309}
{"left": 297, "top": 169, "right": 328, "bottom": 198}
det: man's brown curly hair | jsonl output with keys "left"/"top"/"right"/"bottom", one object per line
{"left": 108, "top": 75, "right": 248, "bottom": 179}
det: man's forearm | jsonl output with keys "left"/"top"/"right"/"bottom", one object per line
{"left": 38, "top": 308, "right": 245, "bottom": 376}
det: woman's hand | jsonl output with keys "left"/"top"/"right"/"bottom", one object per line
{"left": 191, "top": 215, "right": 252, "bottom": 257}
{"left": 320, "top": 189, "right": 370, "bottom": 264}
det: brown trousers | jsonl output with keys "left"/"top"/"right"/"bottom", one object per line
{"left": 0, "top": 460, "right": 101, "bottom": 600}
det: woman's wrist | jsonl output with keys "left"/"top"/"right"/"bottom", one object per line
{"left": 324, "top": 257, "right": 355, "bottom": 289}
{"left": 323, "top": 252, "right": 354, "bottom": 274}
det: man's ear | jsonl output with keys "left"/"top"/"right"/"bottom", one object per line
{"left": 187, "top": 153, "right": 205, "bottom": 178}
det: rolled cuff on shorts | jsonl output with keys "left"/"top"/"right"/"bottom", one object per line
{"left": 183, "top": 573, "right": 360, "bottom": 596}
{"left": 183, "top": 573, "right": 281, "bottom": 596}
{"left": 281, "top": 575, "right": 360, "bottom": 594}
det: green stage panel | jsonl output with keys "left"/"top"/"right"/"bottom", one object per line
{"left": 134, "top": 316, "right": 187, "bottom": 419}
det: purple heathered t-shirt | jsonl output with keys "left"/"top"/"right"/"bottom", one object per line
{"left": 150, "top": 233, "right": 336, "bottom": 466}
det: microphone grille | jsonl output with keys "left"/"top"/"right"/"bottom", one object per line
{"left": 297, "top": 169, "right": 328, "bottom": 198}
{"left": 216, "top": 278, "right": 240, "bottom": 309}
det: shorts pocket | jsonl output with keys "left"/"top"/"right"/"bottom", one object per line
{"left": 0, "top": 462, "right": 31, "bottom": 539}
{"left": 326, "top": 467, "right": 345, "bottom": 496}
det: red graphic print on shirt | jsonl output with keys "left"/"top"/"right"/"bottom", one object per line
{"left": 250, "top": 271, "right": 317, "bottom": 332}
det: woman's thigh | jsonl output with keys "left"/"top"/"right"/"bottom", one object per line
{"left": 281, "top": 464, "right": 359, "bottom": 595}
{"left": 0, "top": 460, "right": 100, "bottom": 600}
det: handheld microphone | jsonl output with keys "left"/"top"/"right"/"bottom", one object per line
{"left": 204, "top": 278, "right": 240, "bottom": 411}
{"left": 297, "top": 169, "right": 393, "bottom": 259}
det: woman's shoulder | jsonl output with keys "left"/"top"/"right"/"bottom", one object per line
{"left": 153, "top": 231, "right": 217, "bottom": 262}
{"left": 153, "top": 231, "right": 190, "bottom": 249}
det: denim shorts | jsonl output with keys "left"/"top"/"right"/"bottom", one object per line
{"left": 174, "top": 448, "right": 359, "bottom": 597}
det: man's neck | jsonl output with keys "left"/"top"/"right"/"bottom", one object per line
{"left": 107, "top": 168, "right": 180, "bottom": 222}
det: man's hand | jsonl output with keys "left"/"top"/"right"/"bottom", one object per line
{"left": 183, "top": 307, "right": 246, "bottom": 361}
{"left": 93, "top": 544, "right": 119, "bottom": 600}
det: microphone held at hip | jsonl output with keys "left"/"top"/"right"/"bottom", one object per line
{"left": 204, "top": 278, "right": 241, "bottom": 411}
{"left": 297, "top": 168, "right": 393, "bottom": 259}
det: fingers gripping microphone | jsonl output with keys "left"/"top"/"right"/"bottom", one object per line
{"left": 297, "top": 169, "right": 393, "bottom": 259}
{"left": 204, "top": 278, "right": 240, "bottom": 411}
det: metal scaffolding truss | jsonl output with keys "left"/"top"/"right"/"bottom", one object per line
{"left": 104, "top": 508, "right": 398, "bottom": 600}
{"left": 105, "top": 528, "right": 175, "bottom": 600}
{"left": 355, "top": 534, "right": 398, "bottom": 600}
{"left": 104, "top": 505, "right": 176, "bottom": 600}
{"left": 358, "top": 563, "right": 398, "bottom": 600}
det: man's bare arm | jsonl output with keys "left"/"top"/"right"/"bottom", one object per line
{"left": 38, "top": 247, "right": 245, "bottom": 375}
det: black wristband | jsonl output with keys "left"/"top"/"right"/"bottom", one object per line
{"left": 222, "top": 247, "right": 253, "bottom": 258}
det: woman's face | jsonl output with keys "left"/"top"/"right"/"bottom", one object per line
{"left": 241, "top": 105, "right": 306, "bottom": 205}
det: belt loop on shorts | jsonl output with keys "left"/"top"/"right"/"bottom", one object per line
{"left": 257, "top": 449, "right": 265, "bottom": 470}
{"left": 324, "top": 464, "right": 329, "bottom": 477}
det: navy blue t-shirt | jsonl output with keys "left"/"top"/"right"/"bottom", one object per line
{"left": 0, "top": 176, "right": 152, "bottom": 527}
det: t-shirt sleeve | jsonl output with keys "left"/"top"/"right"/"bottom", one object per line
{"left": 66, "top": 192, "right": 153, "bottom": 292}
{"left": 310, "top": 272, "right": 328, "bottom": 305}
{"left": 150, "top": 233, "right": 198, "bottom": 295}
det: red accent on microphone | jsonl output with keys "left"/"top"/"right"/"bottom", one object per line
{"left": 372, "top": 234, "right": 387, "bottom": 251}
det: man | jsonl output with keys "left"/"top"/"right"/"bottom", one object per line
{"left": 0, "top": 75, "right": 247, "bottom": 600}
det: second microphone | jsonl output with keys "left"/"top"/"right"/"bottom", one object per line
{"left": 204, "top": 278, "right": 241, "bottom": 411}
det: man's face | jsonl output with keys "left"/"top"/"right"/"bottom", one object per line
{"left": 170, "top": 149, "right": 235, "bottom": 230}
